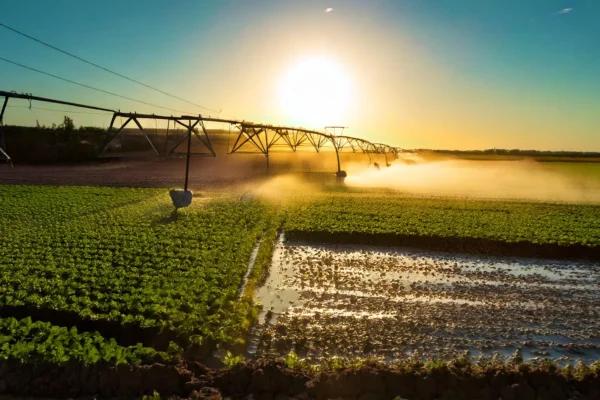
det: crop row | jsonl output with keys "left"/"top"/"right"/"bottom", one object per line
{"left": 0, "top": 317, "right": 168, "bottom": 365}
{"left": 285, "top": 192, "right": 600, "bottom": 247}
{"left": 0, "top": 185, "right": 273, "bottom": 348}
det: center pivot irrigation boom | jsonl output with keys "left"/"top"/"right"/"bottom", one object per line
{"left": 0, "top": 90, "right": 401, "bottom": 207}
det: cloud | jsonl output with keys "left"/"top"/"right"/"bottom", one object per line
{"left": 324, "top": 7, "right": 334, "bottom": 13}
{"left": 555, "top": 7, "right": 573, "bottom": 15}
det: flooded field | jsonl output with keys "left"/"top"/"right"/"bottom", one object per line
{"left": 250, "top": 235, "right": 600, "bottom": 363}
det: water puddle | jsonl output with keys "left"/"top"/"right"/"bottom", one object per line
{"left": 238, "top": 238, "right": 262, "bottom": 298}
{"left": 249, "top": 234, "right": 600, "bottom": 363}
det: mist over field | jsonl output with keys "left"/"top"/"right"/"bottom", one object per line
{"left": 345, "top": 157, "right": 600, "bottom": 203}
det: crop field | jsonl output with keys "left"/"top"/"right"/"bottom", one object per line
{"left": 285, "top": 191, "right": 600, "bottom": 255}
{"left": 0, "top": 185, "right": 276, "bottom": 360}
{"left": 542, "top": 161, "right": 600, "bottom": 181}
{"left": 1, "top": 182, "right": 599, "bottom": 372}
{"left": 4, "top": 0, "right": 600, "bottom": 396}
{"left": 0, "top": 316, "right": 167, "bottom": 365}
{"left": 264, "top": 190, "right": 599, "bottom": 364}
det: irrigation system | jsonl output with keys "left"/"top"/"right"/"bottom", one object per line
{"left": 0, "top": 90, "right": 401, "bottom": 206}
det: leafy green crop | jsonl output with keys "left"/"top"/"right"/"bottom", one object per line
{"left": 285, "top": 192, "right": 600, "bottom": 247}
{"left": 0, "top": 185, "right": 272, "bottom": 346}
{"left": 0, "top": 317, "right": 167, "bottom": 365}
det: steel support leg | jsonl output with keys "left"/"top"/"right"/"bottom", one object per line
{"left": 100, "top": 116, "right": 133, "bottom": 155}
{"left": 0, "top": 96, "right": 13, "bottom": 166}
{"left": 0, "top": 96, "right": 8, "bottom": 124}
{"left": 194, "top": 120, "right": 216, "bottom": 156}
{"left": 132, "top": 117, "right": 159, "bottom": 155}
{"left": 184, "top": 125, "right": 192, "bottom": 191}
{"left": 330, "top": 136, "right": 346, "bottom": 178}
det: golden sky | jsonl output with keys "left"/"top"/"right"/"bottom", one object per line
{"left": 2, "top": 1, "right": 599, "bottom": 151}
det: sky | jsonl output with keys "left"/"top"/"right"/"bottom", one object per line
{"left": 0, "top": 0, "right": 598, "bottom": 151}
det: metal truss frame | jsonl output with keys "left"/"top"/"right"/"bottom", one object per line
{"left": 0, "top": 90, "right": 401, "bottom": 181}
{"left": 101, "top": 112, "right": 216, "bottom": 158}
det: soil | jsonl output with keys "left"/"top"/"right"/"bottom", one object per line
{"left": 286, "top": 231, "right": 600, "bottom": 261}
{"left": 1, "top": 359, "right": 599, "bottom": 399}
{"left": 0, "top": 157, "right": 270, "bottom": 188}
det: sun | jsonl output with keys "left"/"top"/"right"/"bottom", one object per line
{"left": 277, "top": 56, "right": 354, "bottom": 128}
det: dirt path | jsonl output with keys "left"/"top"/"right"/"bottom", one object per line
{"left": 0, "top": 157, "right": 271, "bottom": 188}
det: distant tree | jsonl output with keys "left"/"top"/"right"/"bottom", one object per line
{"left": 62, "top": 116, "right": 75, "bottom": 132}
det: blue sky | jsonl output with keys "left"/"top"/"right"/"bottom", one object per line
{"left": 1, "top": 0, "right": 598, "bottom": 150}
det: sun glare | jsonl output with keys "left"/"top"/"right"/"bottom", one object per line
{"left": 277, "top": 57, "right": 354, "bottom": 128}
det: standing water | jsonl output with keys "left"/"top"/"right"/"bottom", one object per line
{"left": 249, "top": 233, "right": 600, "bottom": 363}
